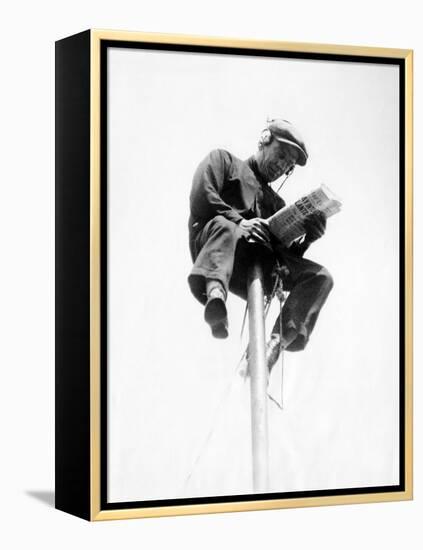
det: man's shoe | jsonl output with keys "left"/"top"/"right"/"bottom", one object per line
{"left": 242, "top": 334, "right": 284, "bottom": 375}
{"left": 266, "top": 334, "right": 283, "bottom": 372}
{"left": 211, "top": 319, "right": 229, "bottom": 339}
{"left": 204, "top": 286, "right": 228, "bottom": 338}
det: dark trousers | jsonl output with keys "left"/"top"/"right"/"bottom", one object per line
{"left": 188, "top": 215, "right": 333, "bottom": 351}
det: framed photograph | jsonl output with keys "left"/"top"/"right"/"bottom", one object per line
{"left": 55, "top": 29, "right": 413, "bottom": 521}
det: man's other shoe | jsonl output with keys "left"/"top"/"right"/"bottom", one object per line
{"left": 266, "top": 334, "right": 283, "bottom": 372}
{"left": 204, "top": 286, "right": 228, "bottom": 338}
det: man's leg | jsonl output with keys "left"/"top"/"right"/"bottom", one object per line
{"left": 267, "top": 249, "right": 334, "bottom": 364}
{"left": 203, "top": 279, "right": 228, "bottom": 338}
{"left": 188, "top": 216, "right": 243, "bottom": 337}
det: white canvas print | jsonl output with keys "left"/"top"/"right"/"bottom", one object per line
{"left": 106, "top": 45, "right": 400, "bottom": 504}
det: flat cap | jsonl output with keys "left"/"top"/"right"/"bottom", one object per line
{"left": 267, "top": 119, "right": 308, "bottom": 166}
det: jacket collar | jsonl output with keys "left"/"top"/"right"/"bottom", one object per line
{"left": 246, "top": 155, "right": 268, "bottom": 186}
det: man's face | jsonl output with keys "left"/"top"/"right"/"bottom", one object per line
{"left": 256, "top": 139, "right": 299, "bottom": 183}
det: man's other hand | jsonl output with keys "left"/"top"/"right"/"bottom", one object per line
{"left": 304, "top": 211, "right": 327, "bottom": 243}
{"left": 239, "top": 218, "right": 271, "bottom": 246}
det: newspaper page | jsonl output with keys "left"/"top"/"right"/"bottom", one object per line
{"left": 267, "top": 184, "right": 342, "bottom": 247}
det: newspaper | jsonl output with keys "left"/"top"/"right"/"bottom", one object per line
{"left": 267, "top": 184, "right": 342, "bottom": 247}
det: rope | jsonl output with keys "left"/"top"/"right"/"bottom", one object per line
{"left": 240, "top": 303, "right": 248, "bottom": 339}
{"left": 273, "top": 291, "right": 286, "bottom": 409}
{"left": 238, "top": 263, "right": 282, "bottom": 370}
{"left": 267, "top": 273, "right": 287, "bottom": 410}
{"left": 243, "top": 261, "right": 288, "bottom": 409}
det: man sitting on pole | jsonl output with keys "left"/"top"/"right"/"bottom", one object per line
{"left": 187, "top": 118, "right": 333, "bottom": 370}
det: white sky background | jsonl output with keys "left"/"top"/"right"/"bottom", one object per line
{"left": 107, "top": 47, "right": 399, "bottom": 502}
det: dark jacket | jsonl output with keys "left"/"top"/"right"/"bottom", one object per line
{"left": 189, "top": 149, "right": 285, "bottom": 247}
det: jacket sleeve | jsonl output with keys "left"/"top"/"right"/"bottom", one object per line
{"left": 189, "top": 149, "right": 244, "bottom": 224}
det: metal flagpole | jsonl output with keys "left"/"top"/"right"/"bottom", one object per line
{"left": 247, "top": 259, "right": 269, "bottom": 492}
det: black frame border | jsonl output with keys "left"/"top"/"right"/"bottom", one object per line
{"left": 55, "top": 30, "right": 92, "bottom": 521}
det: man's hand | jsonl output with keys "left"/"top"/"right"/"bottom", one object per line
{"left": 303, "top": 212, "right": 327, "bottom": 244}
{"left": 239, "top": 218, "right": 271, "bottom": 246}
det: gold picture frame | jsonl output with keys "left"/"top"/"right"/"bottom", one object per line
{"left": 55, "top": 29, "right": 413, "bottom": 521}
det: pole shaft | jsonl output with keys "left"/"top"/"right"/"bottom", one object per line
{"left": 247, "top": 260, "right": 269, "bottom": 492}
